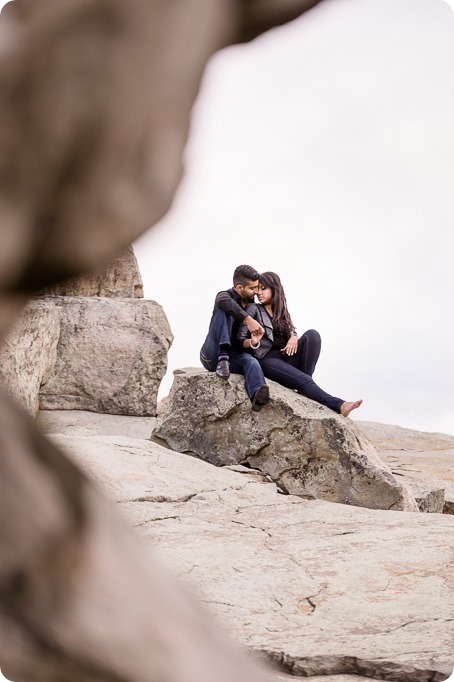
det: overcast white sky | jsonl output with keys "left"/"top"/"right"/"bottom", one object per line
{"left": 134, "top": 0, "right": 454, "bottom": 435}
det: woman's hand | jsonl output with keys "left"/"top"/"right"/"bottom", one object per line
{"left": 281, "top": 336, "right": 298, "bottom": 356}
{"left": 243, "top": 327, "right": 264, "bottom": 350}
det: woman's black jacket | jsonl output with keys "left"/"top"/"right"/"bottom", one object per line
{"left": 236, "top": 303, "right": 274, "bottom": 360}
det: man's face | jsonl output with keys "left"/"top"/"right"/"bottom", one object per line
{"left": 235, "top": 279, "right": 259, "bottom": 302}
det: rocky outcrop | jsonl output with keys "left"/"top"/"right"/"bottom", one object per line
{"left": 0, "top": 3, "right": 357, "bottom": 680}
{"left": 359, "top": 421, "right": 454, "bottom": 514}
{"left": 38, "top": 245, "right": 144, "bottom": 298}
{"left": 0, "top": 244, "right": 170, "bottom": 419}
{"left": 0, "top": 301, "right": 60, "bottom": 415}
{"left": 39, "top": 410, "right": 454, "bottom": 682}
{"left": 39, "top": 297, "right": 172, "bottom": 416}
{"left": 153, "top": 369, "right": 418, "bottom": 512}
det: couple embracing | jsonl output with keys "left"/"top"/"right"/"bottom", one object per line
{"left": 200, "top": 264, "right": 362, "bottom": 417}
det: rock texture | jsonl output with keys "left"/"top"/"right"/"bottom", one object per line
{"left": 359, "top": 421, "right": 454, "bottom": 514}
{"left": 39, "top": 412, "right": 454, "bottom": 682}
{"left": 39, "top": 297, "right": 172, "bottom": 416}
{"left": 38, "top": 409, "right": 156, "bottom": 439}
{"left": 273, "top": 677, "right": 378, "bottom": 682}
{"left": 153, "top": 369, "right": 418, "bottom": 512}
{"left": 0, "top": 2, "right": 351, "bottom": 680}
{"left": 38, "top": 245, "right": 144, "bottom": 298}
{"left": 0, "top": 396, "right": 271, "bottom": 682}
{"left": 0, "top": 300, "right": 60, "bottom": 415}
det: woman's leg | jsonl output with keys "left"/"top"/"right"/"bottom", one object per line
{"left": 288, "top": 329, "right": 321, "bottom": 376}
{"left": 260, "top": 352, "right": 343, "bottom": 413}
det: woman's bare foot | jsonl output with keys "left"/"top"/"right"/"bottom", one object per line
{"left": 340, "top": 399, "right": 363, "bottom": 417}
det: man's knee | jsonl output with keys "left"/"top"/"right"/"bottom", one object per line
{"left": 208, "top": 308, "right": 233, "bottom": 343}
{"left": 212, "top": 307, "right": 227, "bottom": 321}
{"left": 200, "top": 351, "right": 216, "bottom": 372}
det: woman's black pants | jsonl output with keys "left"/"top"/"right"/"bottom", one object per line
{"left": 258, "top": 329, "right": 344, "bottom": 413}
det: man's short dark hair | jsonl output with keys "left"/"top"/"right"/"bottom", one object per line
{"left": 233, "top": 264, "right": 260, "bottom": 286}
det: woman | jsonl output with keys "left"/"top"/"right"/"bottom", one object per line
{"left": 237, "top": 271, "right": 362, "bottom": 417}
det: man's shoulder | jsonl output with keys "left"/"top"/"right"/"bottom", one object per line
{"left": 214, "top": 288, "right": 239, "bottom": 305}
{"left": 215, "top": 287, "right": 236, "bottom": 298}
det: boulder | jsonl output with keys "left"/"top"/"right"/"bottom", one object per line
{"left": 42, "top": 420, "right": 453, "bottom": 682}
{"left": 39, "top": 297, "right": 172, "bottom": 416}
{"left": 410, "top": 484, "right": 445, "bottom": 514}
{"left": 0, "top": 300, "right": 60, "bottom": 415}
{"left": 37, "top": 245, "right": 144, "bottom": 298}
{"left": 153, "top": 369, "right": 418, "bottom": 512}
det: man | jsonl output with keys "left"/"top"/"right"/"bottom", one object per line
{"left": 200, "top": 264, "right": 270, "bottom": 411}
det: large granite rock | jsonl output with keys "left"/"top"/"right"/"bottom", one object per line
{"left": 40, "top": 415, "right": 453, "bottom": 682}
{"left": 38, "top": 245, "right": 144, "bottom": 298}
{"left": 153, "top": 369, "right": 418, "bottom": 512}
{"left": 359, "top": 421, "right": 454, "bottom": 514}
{"left": 39, "top": 297, "right": 172, "bottom": 416}
{"left": 0, "top": 300, "right": 60, "bottom": 415}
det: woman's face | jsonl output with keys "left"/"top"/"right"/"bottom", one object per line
{"left": 257, "top": 283, "right": 273, "bottom": 306}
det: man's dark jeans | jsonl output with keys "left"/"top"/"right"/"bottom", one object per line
{"left": 200, "top": 308, "right": 265, "bottom": 400}
{"left": 259, "top": 329, "right": 344, "bottom": 413}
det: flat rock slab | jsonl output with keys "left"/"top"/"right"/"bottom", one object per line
{"left": 37, "top": 409, "right": 156, "bottom": 439}
{"left": 358, "top": 422, "right": 454, "bottom": 514}
{"left": 39, "top": 297, "right": 172, "bottom": 416}
{"left": 153, "top": 368, "right": 418, "bottom": 512}
{"left": 51, "top": 430, "right": 454, "bottom": 682}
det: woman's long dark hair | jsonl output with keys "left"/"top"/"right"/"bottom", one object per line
{"left": 259, "top": 272, "right": 295, "bottom": 338}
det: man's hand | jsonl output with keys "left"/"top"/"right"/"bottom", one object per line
{"left": 281, "top": 336, "right": 298, "bottom": 356}
{"left": 244, "top": 315, "right": 264, "bottom": 338}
